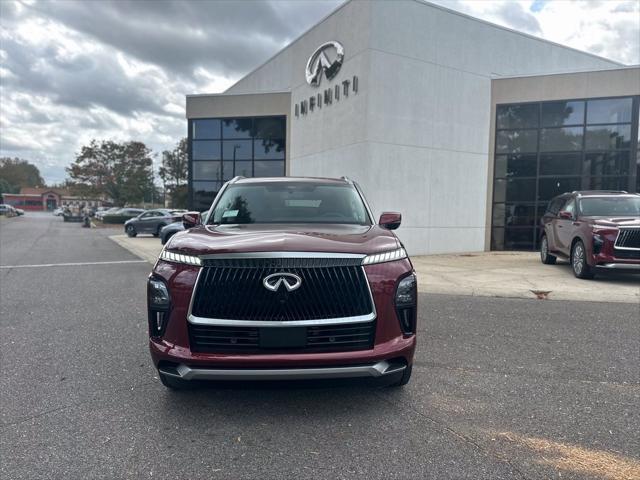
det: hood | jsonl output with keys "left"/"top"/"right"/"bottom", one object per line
{"left": 584, "top": 216, "right": 640, "bottom": 228}
{"left": 167, "top": 223, "right": 400, "bottom": 256}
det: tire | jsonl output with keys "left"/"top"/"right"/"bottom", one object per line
{"left": 126, "top": 225, "right": 137, "bottom": 237}
{"left": 158, "top": 371, "right": 194, "bottom": 390}
{"left": 389, "top": 365, "right": 412, "bottom": 387}
{"left": 540, "top": 235, "right": 557, "bottom": 265}
{"left": 571, "top": 240, "right": 594, "bottom": 279}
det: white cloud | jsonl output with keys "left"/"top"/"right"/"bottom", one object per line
{"left": 0, "top": 0, "right": 638, "bottom": 185}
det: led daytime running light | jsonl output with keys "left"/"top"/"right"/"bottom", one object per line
{"left": 160, "top": 250, "right": 202, "bottom": 266}
{"left": 362, "top": 248, "right": 407, "bottom": 265}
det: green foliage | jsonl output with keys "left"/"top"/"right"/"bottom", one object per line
{"left": 170, "top": 184, "right": 188, "bottom": 209}
{"left": 0, "top": 178, "right": 18, "bottom": 195}
{"left": 159, "top": 138, "right": 188, "bottom": 208}
{"left": 0, "top": 157, "right": 44, "bottom": 191}
{"left": 67, "top": 140, "right": 155, "bottom": 207}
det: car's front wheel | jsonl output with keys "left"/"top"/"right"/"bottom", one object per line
{"left": 571, "top": 240, "right": 594, "bottom": 279}
{"left": 540, "top": 235, "right": 557, "bottom": 265}
{"left": 126, "top": 225, "right": 137, "bottom": 237}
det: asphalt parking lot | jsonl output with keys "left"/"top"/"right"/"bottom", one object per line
{"left": 1, "top": 214, "right": 638, "bottom": 479}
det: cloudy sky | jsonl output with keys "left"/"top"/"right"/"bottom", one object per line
{"left": 1, "top": 0, "right": 638, "bottom": 185}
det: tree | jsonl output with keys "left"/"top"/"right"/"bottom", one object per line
{"left": 0, "top": 157, "right": 44, "bottom": 191}
{"left": 159, "top": 138, "right": 188, "bottom": 208}
{"left": 66, "top": 140, "right": 155, "bottom": 206}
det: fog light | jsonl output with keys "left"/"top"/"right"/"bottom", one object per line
{"left": 148, "top": 278, "right": 170, "bottom": 309}
{"left": 395, "top": 274, "right": 417, "bottom": 335}
{"left": 148, "top": 277, "right": 170, "bottom": 337}
{"left": 593, "top": 234, "right": 604, "bottom": 254}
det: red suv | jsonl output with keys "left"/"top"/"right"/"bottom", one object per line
{"left": 540, "top": 191, "right": 640, "bottom": 278}
{"left": 147, "top": 177, "right": 416, "bottom": 389}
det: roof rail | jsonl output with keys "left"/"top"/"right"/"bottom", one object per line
{"left": 573, "top": 190, "right": 628, "bottom": 195}
{"left": 340, "top": 176, "right": 353, "bottom": 184}
{"left": 229, "top": 176, "right": 245, "bottom": 184}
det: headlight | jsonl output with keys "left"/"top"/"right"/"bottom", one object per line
{"left": 395, "top": 274, "right": 417, "bottom": 335}
{"left": 362, "top": 247, "right": 407, "bottom": 265}
{"left": 160, "top": 250, "right": 202, "bottom": 266}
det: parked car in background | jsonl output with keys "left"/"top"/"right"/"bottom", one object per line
{"left": 160, "top": 209, "right": 210, "bottom": 245}
{"left": 95, "top": 207, "right": 120, "bottom": 220}
{"left": 124, "top": 209, "right": 186, "bottom": 237}
{"left": 148, "top": 177, "right": 416, "bottom": 390}
{"left": 53, "top": 207, "right": 64, "bottom": 216}
{"left": 540, "top": 191, "right": 640, "bottom": 278}
{"left": 101, "top": 208, "right": 145, "bottom": 224}
{"left": 15, "top": 208, "right": 24, "bottom": 216}
{"left": 0, "top": 204, "right": 17, "bottom": 217}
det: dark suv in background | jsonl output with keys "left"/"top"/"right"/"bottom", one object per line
{"left": 540, "top": 191, "right": 640, "bottom": 278}
{"left": 148, "top": 177, "right": 416, "bottom": 389}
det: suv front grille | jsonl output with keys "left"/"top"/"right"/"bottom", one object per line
{"left": 615, "top": 228, "right": 640, "bottom": 250}
{"left": 189, "top": 322, "right": 376, "bottom": 353}
{"left": 191, "top": 257, "right": 373, "bottom": 321}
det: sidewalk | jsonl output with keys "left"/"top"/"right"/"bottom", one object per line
{"left": 109, "top": 235, "right": 639, "bottom": 304}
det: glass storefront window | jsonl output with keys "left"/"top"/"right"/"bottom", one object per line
{"left": 493, "top": 154, "right": 537, "bottom": 178}
{"left": 585, "top": 152, "right": 630, "bottom": 177}
{"left": 585, "top": 125, "right": 631, "bottom": 150}
{"left": 493, "top": 96, "right": 638, "bottom": 251}
{"left": 496, "top": 104, "right": 538, "bottom": 129}
{"left": 537, "top": 177, "right": 582, "bottom": 202}
{"left": 192, "top": 141, "right": 221, "bottom": 160}
{"left": 192, "top": 119, "right": 221, "bottom": 140}
{"left": 539, "top": 153, "right": 582, "bottom": 176}
{"left": 493, "top": 178, "right": 536, "bottom": 203}
{"left": 193, "top": 162, "right": 223, "bottom": 181}
{"left": 496, "top": 130, "right": 538, "bottom": 154}
{"left": 254, "top": 161, "right": 285, "bottom": 177}
{"left": 540, "top": 127, "right": 583, "bottom": 152}
{"left": 541, "top": 101, "right": 584, "bottom": 127}
{"left": 587, "top": 98, "right": 633, "bottom": 124}
{"left": 254, "top": 138, "right": 285, "bottom": 159}
{"left": 222, "top": 118, "right": 253, "bottom": 138}
{"left": 222, "top": 140, "right": 252, "bottom": 160}
{"left": 189, "top": 116, "right": 286, "bottom": 209}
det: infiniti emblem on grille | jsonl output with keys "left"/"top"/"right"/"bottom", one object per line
{"left": 263, "top": 273, "right": 302, "bottom": 292}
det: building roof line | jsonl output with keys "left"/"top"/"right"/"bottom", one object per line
{"left": 416, "top": 0, "right": 623, "bottom": 67}
{"left": 492, "top": 64, "right": 640, "bottom": 80}
{"left": 223, "top": 0, "right": 353, "bottom": 94}
{"left": 187, "top": 90, "right": 291, "bottom": 98}
{"left": 219, "top": 0, "right": 624, "bottom": 97}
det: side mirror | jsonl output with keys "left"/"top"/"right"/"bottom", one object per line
{"left": 182, "top": 211, "right": 201, "bottom": 229}
{"left": 558, "top": 210, "right": 573, "bottom": 220}
{"left": 379, "top": 212, "right": 402, "bottom": 230}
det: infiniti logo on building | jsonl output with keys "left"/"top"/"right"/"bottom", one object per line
{"left": 305, "top": 41, "right": 344, "bottom": 87}
{"left": 263, "top": 273, "right": 303, "bottom": 292}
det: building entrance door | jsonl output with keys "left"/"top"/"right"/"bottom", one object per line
{"left": 46, "top": 197, "right": 57, "bottom": 210}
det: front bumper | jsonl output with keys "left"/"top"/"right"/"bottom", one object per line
{"left": 159, "top": 359, "right": 406, "bottom": 381}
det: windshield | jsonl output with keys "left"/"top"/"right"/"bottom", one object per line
{"left": 579, "top": 197, "right": 640, "bottom": 216}
{"left": 209, "top": 183, "right": 371, "bottom": 225}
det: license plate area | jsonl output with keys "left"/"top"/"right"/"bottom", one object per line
{"left": 259, "top": 327, "right": 307, "bottom": 349}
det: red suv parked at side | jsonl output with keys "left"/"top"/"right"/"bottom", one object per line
{"left": 147, "top": 177, "right": 416, "bottom": 389}
{"left": 540, "top": 191, "right": 640, "bottom": 278}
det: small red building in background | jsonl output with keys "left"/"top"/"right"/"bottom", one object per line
{"left": 1, "top": 187, "right": 105, "bottom": 211}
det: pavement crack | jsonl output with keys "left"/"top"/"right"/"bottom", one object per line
{"left": 0, "top": 380, "right": 156, "bottom": 430}
{"left": 371, "top": 390, "right": 532, "bottom": 480}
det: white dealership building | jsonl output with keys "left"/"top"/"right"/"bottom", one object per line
{"left": 186, "top": 0, "right": 640, "bottom": 255}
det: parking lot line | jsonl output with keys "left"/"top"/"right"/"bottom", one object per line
{"left": 0, "top": 260, "right": 148, "bottom": 269}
